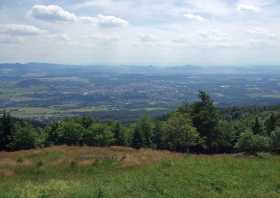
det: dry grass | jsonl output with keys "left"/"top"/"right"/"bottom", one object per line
{"left": 0, "top": 146, "right": 183, "bottom": 170}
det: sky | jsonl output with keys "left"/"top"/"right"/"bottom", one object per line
{"left": 0, "top": 0, "right": 279, "bottom": 66}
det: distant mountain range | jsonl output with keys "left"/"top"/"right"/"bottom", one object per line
{"left": 1, "top": 63, "right": 280, "bottom": 75}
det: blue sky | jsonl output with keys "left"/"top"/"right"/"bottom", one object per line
{"left": 0, "top": 0, "right": 279, "bottom": 66}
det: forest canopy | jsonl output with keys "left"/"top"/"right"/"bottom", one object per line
{"left": 1, "top": 91, "right": 280, "bottom": 154}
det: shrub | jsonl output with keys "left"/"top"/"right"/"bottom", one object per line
{"left": 235, "top": 130, "right": 271, "bottom": 154}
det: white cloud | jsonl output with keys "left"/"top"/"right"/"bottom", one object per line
{"left": 31, "top": 5, "right": 78, "bottom": 22}
{"left": 0, "top": 24, "right": 44, "bottom": 36}
{"left": 184, "top": 13, "right": 206, "bottom": 22}
{"left": 247, "top": 27, "right": 276, "bottom": 38}
{"left": 78, "top": 16, "right": 97, "bottom": 23}
{"left": 237, "top": 4, "right": 261, "bottom": 13}
{"left": 30, "top": 5, "right": 128, "bottom": 28}
{"left": 138, "top": 34, "right": 158, "bottom": 42}
{"left": 96, "top": 15, "right": 128, "bottom": 28}
{"left": 1, "top": 0, "right": 280, "bottom": 65}
{"left": 85, "top": 35, "right": 119, "bottom": 43}
{"left": 172, "top": 37, "right": 189, "bottom": 44}
{"left": 47, "top": 33, "right": 71, "bottom": 42}
{"left": 185, "top": 0, "right": 233, "bottom": 17}
{"left": 0, "top": 35, "right": 23, "bottom": 44}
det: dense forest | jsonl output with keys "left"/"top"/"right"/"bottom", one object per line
{"left": 1, "top": 91, "right": 280, "bottom": 154}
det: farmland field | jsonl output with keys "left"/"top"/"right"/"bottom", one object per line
{"left": 2, "top": 63, "right": 280, "bottom": 122}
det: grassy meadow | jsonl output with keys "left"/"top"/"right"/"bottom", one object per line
{"left": 0, "top": 146, "right": 280, "bottom": 198}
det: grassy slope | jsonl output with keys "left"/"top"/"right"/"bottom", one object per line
{"left": 0, "top": 146, "right": 280, "bottom": 198}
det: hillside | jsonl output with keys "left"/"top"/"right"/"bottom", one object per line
{"left": 1, "top": 146, "right": 280, "bottom": 198}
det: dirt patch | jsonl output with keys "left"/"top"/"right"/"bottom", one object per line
{"left": 21, "top": 160, "right": 33, "bottom": 167}
{"left": 0, "top": 169, "right": 16, "bottom": 177}
{"left": 78, "top": 160, "right": 96, "bottom": 166}
{"left": 52, "top": 158, "right": 66, "bottom": 166}
{"left": 0, "top": 159, "right": 17, "bottom": 167}
{"left": 120, "top": 149, "right": 183, "bottom": 167}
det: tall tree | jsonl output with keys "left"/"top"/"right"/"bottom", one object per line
{"left": 191, "top": 91, "right": 219, "bottom": 152}
{"left": 0, "top": 111, "right": 14, "bottom": 150}
{"left": 252, "top": 117, "right": 264, "bottom": 135}
{"left": 265, "top": 113, "right": 277, "bottom": 134}
{"left": 112, "top": 122, "right": 126, "bottom": 145}
{"left": 152, "top": 121, "right": 163, "bottom": 149}
{"left": 135, "top": 115, "right": 154, "bottom": 148}
{"left": 131, "top": 127, "right": 144, "bottom": 149}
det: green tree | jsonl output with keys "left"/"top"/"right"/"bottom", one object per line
{"left": 271, "top": 128, "right": 280, "bottom": 153}
{"left": 9, "top": 122, "right": 39, "bottom": 150}
{"left": 84, "top": 123, "right": 114, "bottom": 146}
{"left": 265, "top": 114, "right": 277, "bottom": 134}
{"left": 162, "top": 112, "right": 202, "bottom": 152}
{"left": 78, "top": 116, "right": 93, "bottom": 129}
{"left": 133, "top": 115, "right": 154, "bottom": 148}
{"left": 0, "top": 111, "right": 14, "bottom": 150}
{"left": 112, "top": 122, "right": 126, "bottom": 145}
{"left": 235, "top": 130, "right": 270, "bottom": 154}
{"left": 152, "top": 121, "right": 164, "bottom": 149}
{"left": 215, "top": 121, "right": 238, "bottom": 153}
{"left": 252, "top": 117, "right": 264, "bottom": 135}
{"left": 131, "top": 127, "right": 144, "bottom": 149}
{"left": 191, "top": 91, "right": 219, "bottom": 152}
{"left": 44, "top": 122, "right": 60, "bottom": 146}
{"left": 56, "top": 121, "right": 85, "bottom": 145}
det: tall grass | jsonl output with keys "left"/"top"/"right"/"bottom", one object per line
{"left": 0, "top": 147, "right": 280, "bottom": 198}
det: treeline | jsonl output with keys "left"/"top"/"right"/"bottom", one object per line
{"left": 1, "top": 91, "right": 280, "bottom": 154}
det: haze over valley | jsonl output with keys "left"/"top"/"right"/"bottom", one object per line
{"left": 1, "top": 63, "right": 280, "bottom": 122}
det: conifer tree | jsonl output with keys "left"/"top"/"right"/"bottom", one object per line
{"left": 252, "top": 117, "right": 264, "bottom": 135}
{"left": 265, "top": 113, "right": 277, "bottom": 134}
{"left": 0, "top": 111, "right": 14, "bottom": 150}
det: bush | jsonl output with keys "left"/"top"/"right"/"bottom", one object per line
{"left": 235, "top": 130, "right": 271, "bottom": 154}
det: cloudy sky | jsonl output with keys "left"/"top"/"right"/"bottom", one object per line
{"left": 0, "top": 0, "right": 279, "bottom": 66}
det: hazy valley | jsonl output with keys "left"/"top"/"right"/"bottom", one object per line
{"left": 1, "top": 63, "right": 280, "bottom": 122}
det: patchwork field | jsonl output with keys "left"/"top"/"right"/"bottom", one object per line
{"left": 2, "top": 63, "right": 280, "bottom": 122}
{"left": 0, "top": 146, "right": 280, "bottom": 198}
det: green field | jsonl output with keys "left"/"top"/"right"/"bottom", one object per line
{"left": 1, "top": 146, "right": 280, "bottom": 198}
{"left": 0, "top": 106, "right": 109, "bottom": 119}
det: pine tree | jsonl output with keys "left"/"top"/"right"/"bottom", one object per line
{"left": 252, "top": 117, "right": 264, "bottom": 135}
{"left": 113, "top": 122, "right": 126, "bottom": 145}
{"left": 191, "top": 91, "right": 219, "bottom": 152}
{"left": 131, "top": 128, "right": 143, "bottom": 149}
{"left": 152, "top": 121, "right": 163, "bottom": 149}
{"left": 265, "top": 113, "right": 277, "bottom": 134}
{"left": 0, "top": 111, "right": 14, "bottom": 150}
